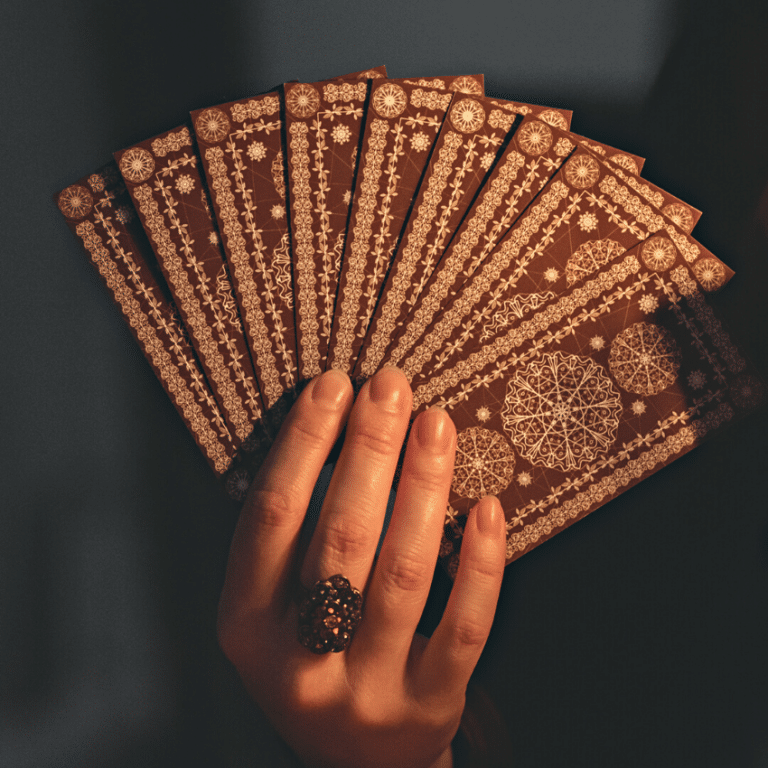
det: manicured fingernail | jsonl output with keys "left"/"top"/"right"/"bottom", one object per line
{"left": 311, "top": 369, "right": 350, "bottom": 409}
{"left": 475, "top": 496, "right": 503, "bottom": 536}
{"left": 369, "top": 367, "right": 408, "bottom": 412}
{"left": 415, "top": 406, "right": 453, "bottom": 450}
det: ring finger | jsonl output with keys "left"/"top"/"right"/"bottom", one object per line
{"left": 300, "top": 367, "right": 412, "bottom": 593}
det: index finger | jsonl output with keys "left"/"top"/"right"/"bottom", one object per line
{"left": 219, "top": 370, "right": 353, "bottom": 626}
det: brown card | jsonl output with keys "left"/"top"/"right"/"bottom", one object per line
{"left": 191, "top": 94, "right": 299, "bottom": 424}
{"left": 404, "top": 239, "right": 760, "bottom": 568}
{"left": 284, "top": 76, "right": 375, "bottom": 379}
{"left": 370, "top": 118, "right": 705, "bottom": 377}
{"left": 115, "top": 129, "right": 266, "bottom": 446}
{"left": 328, "top": 77, "right": 487, "bottom": 374}
{"left": 402, "top": 146, "right": 733, "bottom": 388}
{"left": 352, "top": 97, "right": 574, "bottom": 381}
{"left": 55, "top": 165, "right": 238, "bottom": 476}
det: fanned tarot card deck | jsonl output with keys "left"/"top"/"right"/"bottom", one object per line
{"left": 56, "top": 65, "right": 764, "bottom": 567}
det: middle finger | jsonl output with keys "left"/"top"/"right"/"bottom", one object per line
{"left": 300, "top": 367, "right": 412, "bottom": 591}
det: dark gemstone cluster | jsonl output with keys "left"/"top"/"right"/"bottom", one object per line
{"left": 298, "top": 574, "right": 363, "bottom": 654}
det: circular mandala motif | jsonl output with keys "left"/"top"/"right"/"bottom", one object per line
{"left": 195, "top": 108, "right": 230, "bottom": 144}
{"left": 730, "top": 374, "right": 764, "bottom": 410}
{"left": 225, "top": 469, "right": 252, "bottom": 502}
{"left": 449, "top": 76, "right": 484, "bottom": 95}
{"left": 609, "top": 154, "right": 638, "bottom": 174}
{"left": 641, "top": 236, "right": 677, "bottom": 271}
{"left": 450, "top": 99, "right": 485, "bottom": 133}
{"left": 662, "top": 203, "right": 694, "bottom": 233}
{"left": 119, "top": 148, "right": 155, "bottom": 183}
{"left": 565, "top": 239, "right": 625, "bottom": 285}
{"left": 517, "top": 120, "right": 553, "bottom": 156}
{"left": 693, "top": 258, "right": 726, "bottom": 291}
{"left": 537, "top": 110, "right": 568, "bottom": 130}
{"left": 501, "top": 352, "right": 622, "bottom": 472}
{"left": 452, "top": 427, "right": 516, "bottom": 499}
{"left": 609, "top": 322, "right": 681, "bottom": 396}
{"left": 285, "top": 83, "right": 320, "bottom": 118}
{"left": 57, "top": 185, "right": 93, "bottom": 219}
{"left": 564, "top": 154, "right": 600, "bottom": 189}
{"left": 372, "top": 83, "right": 407, "bottom": 118}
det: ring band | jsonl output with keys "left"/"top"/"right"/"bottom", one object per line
{"left": 298, "top": 574, "right": 363, "bottom": 654}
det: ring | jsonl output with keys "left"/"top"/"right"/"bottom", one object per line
{"left": 298, "top": 574, "right": 363, "bottom": 654}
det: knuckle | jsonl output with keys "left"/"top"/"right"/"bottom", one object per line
{"left": 249, "top": 487, "right": 302, "bottom": 530}
{"left": 287, "top": 409, "right": 334, "bottom": 450}
{"left": 346, "top": 421, "right": 401, "bottom": 460}
{"left": 451, "top": 618, "right": 490, "bottom": 650}
{"left": 320, "top": 513, "right": 374, "bottom": 563}
{"left": 380, "top": 551, "right": 430, "bottom": 595}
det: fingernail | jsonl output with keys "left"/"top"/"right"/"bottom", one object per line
{"left": 369, "top": 367, "right": 408, "bottom": 412}
{"left": 415, "top": 406, "right": 453, "bottom": 451}
{"left": 475, "top": 496, "right": 503, "bottom": 536}
{"left": 311, "top": 369, "right": 350, "bottom": 409}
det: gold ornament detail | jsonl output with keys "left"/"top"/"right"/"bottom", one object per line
{"left": 286, "top": 83, "right": 320, "bottom": 118}
{"left": 564, "top": 155, "right": 600, "bottom": 189}
{"left": 452, "top": 427, "right": 516, "bottom": 499}
{"left": 449, "top": 99, "right": 485, "bottom": 133}
{"left": 692, "top": 258, "right": 726, "bottom": 291}
{"left": 58, "top": 185, "right": 93, "bottom": 219}
{"left": 119, "top": 148, "right": 155, "bottom": 183}
{"left": 195, "top": 108, "right": 230, "bottom": 144}
{"left": 501, "top": 352, "right": 622, "bottom": 472}
{"left": 662, "top": 203, "right": 694, "bottom": 233}
{"left": 609, "top": 322, "right": 681, "bottom": 396}
{"left": 517, "top": 121, "right": 553, "bottom": 156}
{"left": 372, "top": 83, "right": 407, "bottom": 118}
{"left": 450, "top": 76, "right": 483, "bottom": 95}
{"left": 609, "top": 154, "right": 638, "bottom": 174}
{"left": 641, "top": 236, "right": 677, "bottom": 271}
{"left": 537, "top": 110, "right": 568, "bottom": 130}
{"left": 565, "top": 239, "right": 626, "bottom": 286}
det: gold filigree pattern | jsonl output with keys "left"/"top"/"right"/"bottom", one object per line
{"left": 564, "top": 155, "right": 600, "bottom": 189}
{"left": 449, "top": 99, "right": 485, "bottom": 133}
{"left": 204, "top": 146, "right": 287, "bottom": 405}
{"left": 641, "top": 236, "right": 677, "bottom": 271}
{"left": 410, "top": 88, "right": 452, "bottom": 111}
{"left": 537, "top": 110, "right": 569, "bottom": 130}
{"left": 609, "top": 322, "right": 681, "bottom": 396}
{"left": 609, "top": 154, "right": 638, "bottom": 174}
{"left": 565, "top": 239, "right": 626, "bottom": 285}
{"left": 501, "top": 352, "right": 622, "bottom": 472}
{"left": 286, "top": 83, "right": 320, "bottom": 118}
{"left": 151, "top": 127, "right": 192, "bottom": 157}
{"left": 517, "top": 121, "right": 553, "bottom": 156}
{"left": 58, "top": 185, "right": 93, "bottom": 218}
{"left": 323, "top": 82, "right": 367, "bottom": 102}
{"left": 271, "top": 151, "right": 286, "bottom": 200}
{"left": 693, "top": 257, "right": 726, "bottom": 291}
{"left": 75, "top": 219, "right": 233, "bottom": 474}
{"left": 404, "top": 78, "right": 447, "bottom": 89}
{"left": 450, "top": 76, "right": 483, "bottom": 95}
{"left": 488, "top": 109, "right": 516, "bottom": 131}
{"left": 288, "top": 120, "right": 321, "bottom": 378}
{"left": 195, "top": 108, "right": 230, "bottom": 144}
{"left": 662, "top": 203, "right": 695, "bottom": 233}
{"left": 119, "top": 148, "right": 155, "bottom": 182}
{"left": 230, "top": 95, "right": 280, "bottom": 123}
{"left": 331, "top": 119, "right": 389, "bottom": 371}
{"left": 358, "top": 132, "right": 464, "bottom": 375}
{"left": 372, "top": 83, "right": 408, "bottom": 118}
{"left": 599, "top": 176, "right": 665, "bottom": 232}
{"left": 452, "top": 427, "right": 516, "bottom": 498}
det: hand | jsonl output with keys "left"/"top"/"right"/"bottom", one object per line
{"left": 217, "top": 367, "right": 506, "bottom": 768}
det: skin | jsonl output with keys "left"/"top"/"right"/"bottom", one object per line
{"left": 218, "top": 367, "right": 506, "bottom": 768}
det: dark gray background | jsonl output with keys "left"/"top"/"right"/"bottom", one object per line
{"left": 2, "top": 1, "right": 767, "bottom": 766}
